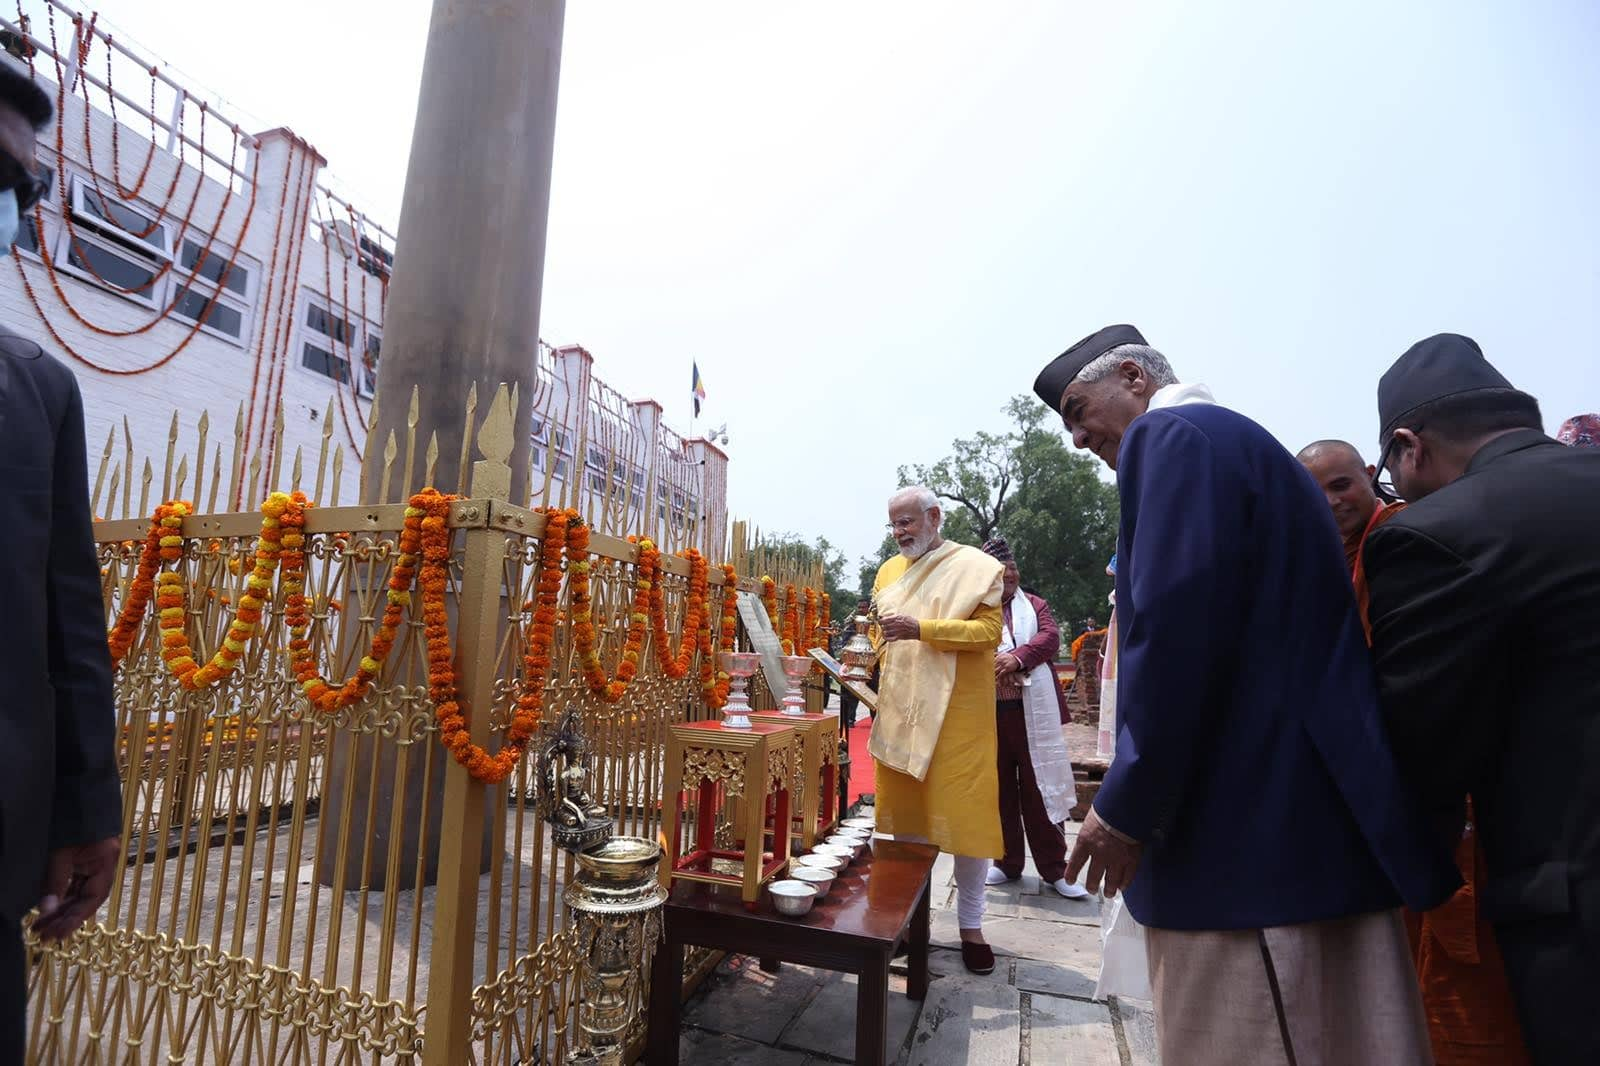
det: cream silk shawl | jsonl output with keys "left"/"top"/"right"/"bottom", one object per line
{"left": 870, "top": 541, "right": 1003, "bottom": 781}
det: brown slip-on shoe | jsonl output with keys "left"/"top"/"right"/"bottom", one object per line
{"left": 959, "top": 940, "right": 995, "bottom": 975}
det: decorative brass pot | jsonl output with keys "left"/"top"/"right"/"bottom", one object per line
{"left": 564, "top": 836, "right": 668, "bottom": 1062}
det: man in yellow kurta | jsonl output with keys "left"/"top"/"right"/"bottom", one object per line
{"left": 872, "top": 485, "right": 1005, "bottom": 975}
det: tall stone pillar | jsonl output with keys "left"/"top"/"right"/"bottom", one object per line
{"left": 322, "top": 0, "right": 567, "bottom": 891}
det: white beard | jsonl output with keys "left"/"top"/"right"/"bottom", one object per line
{"left": 899, "top": 530, "right": 938, "bottom": 560}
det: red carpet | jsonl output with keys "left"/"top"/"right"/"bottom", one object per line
{"left": 845, "top": 713, "right": 874, "bottom": 806}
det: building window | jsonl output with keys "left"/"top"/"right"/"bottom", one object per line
{"left": 171, "top": 286, "right": 244, "bottom": 339}
{"left": 55, "top": 228, "right": 163, "bottom": 307}
{"left": 631, "top": 470, "right": 646, "bottom": 495}
{"left": 302, "top": 342, "right": 350, "bottom": 383}
{"left": 306, "top": 303, "right": 354, "bottom": 344}
{"left": 180, "top": 238, "right": 250, "bottom": 298}
{"left": 69, "top": 177, "right": 170, "bottom": 261}
{"left": 357, "top": 234, "right": 392, "bottom": 281}
{"left": 171, "top": 238, "right": 255, "bottom": 345}
{"left": 553, "top": 456, "right": 570, "bottom": 480}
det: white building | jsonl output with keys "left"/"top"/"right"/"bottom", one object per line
{"left": 0, "top": 2, "right": 727, "bottom": 553}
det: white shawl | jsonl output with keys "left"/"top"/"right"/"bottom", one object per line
{"left": 1001, "top": 592, "right": 1077, "bottom": 825}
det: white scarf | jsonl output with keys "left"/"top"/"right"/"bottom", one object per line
{"left": 1000, "top": 592, "right": 1078, "bottom": 825}
{"left": 1146, "top": 381, "right": 1215, "bottom": 412}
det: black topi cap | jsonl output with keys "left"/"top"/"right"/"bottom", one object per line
{"left": 1033, "top": 324, "right": 1147, "bottom": 409}
{"left": 1377, "top": 333, "right": 1515, "bottom": 442}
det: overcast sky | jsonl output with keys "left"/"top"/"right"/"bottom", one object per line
{"left": 80, "top": 0, "right": 1600, "bottom": 567}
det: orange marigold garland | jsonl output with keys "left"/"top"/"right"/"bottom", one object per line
{"left": 569, "top": 517, "right": 651, "bottom": 702}
{"left": 780, "top": 582, "right": 799, "bottom": 655}
{"left": 760, "top": 575, "right": 779, "bottom": 631}
{"left": 650, "top": 547, "right": 707, "bottom": 680}
{"left": 701, "top": 564, "right": 738, "bottom": 709}
{"left": 280, "top": 491, "right": 420, "bottom": 712}
{"left": 802, "top": 587, "right": 817, "bottom": 653}
{"left": 108, "top": 499, "right": 189, "bottom": 667}
{"left": 508, "top": 506, "right": 568, "bottom": 732}
{"left": 816, "top": 592, "right": 831, "bottom": 651}
{"left": 412, "top": 488, "right": 540, "bottom": 783}
{"left": 157, "top": 494, "right": 290, "bottom": 689}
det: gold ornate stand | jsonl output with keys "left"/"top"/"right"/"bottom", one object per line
{"left": 747, "top": 710, "right": 841, "bottom": 849}
{"left": 660, "top": 720, "right": 800, "bottom": 903}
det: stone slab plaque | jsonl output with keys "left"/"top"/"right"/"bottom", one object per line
{"left": 735, "top": 591, "right": 788, "bottom": 696}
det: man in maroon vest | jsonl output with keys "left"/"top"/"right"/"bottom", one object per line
{"left": 981, "top": 538, "right": 1088, "bottom": 899}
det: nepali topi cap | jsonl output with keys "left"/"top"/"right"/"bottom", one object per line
{"left": 1377, "top": 333, "right": 1516, "bottom": 443}
{"left": 1033, "top": 324, "right": 1148, "bottom": 409}
{"left": 981, "top": 536, "right": 1014, "bottom": 563}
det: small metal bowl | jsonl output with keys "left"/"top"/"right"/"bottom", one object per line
{"left": 795, "top": 852, "right": 846, "bottom": 874}
{"left": 832, "top": 828, "right": 871, "bottom": 843}
{"left": 841, "top": 817, "right": 875, "bottom": 831}
{"left": 825, "top": 835, "right": 866, "bottom": 859}
{"left": 790, "top": 865, "right": 835, "bottom": 897}
{"left": 768, "top": 879, "right": 817, "bottom": 917}
{"left": 813, "top": 843, "right": 855, "bottom": 864}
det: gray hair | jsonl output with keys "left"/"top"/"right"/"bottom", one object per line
{"left": 1075, "top": 343, "right": 1178, "bottom": 389}
{"left": 889, "top": 485, "right": 943, "bottom": 526}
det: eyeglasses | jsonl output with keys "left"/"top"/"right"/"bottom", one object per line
{"left": 1371, "top": 424, "right": 1420, "bottom": 502}
{"left": 0, "top": 153, "right": 49, "bottom": 214}
{"left": 884, "top": 517, "right": 918, "bottom": 533}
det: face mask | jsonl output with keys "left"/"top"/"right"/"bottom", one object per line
{"left": 0, "top": 188, "right": 17, "bottom": 257}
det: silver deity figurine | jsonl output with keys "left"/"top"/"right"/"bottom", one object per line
{"left": 536, "top": 704, "right": 615, "bottom": 853}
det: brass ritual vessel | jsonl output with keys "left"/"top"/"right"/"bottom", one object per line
{"left": 839, "top": 605, "right": 880, "bottom": 683}
{"left": 538, "top": 707, "right": 667, "bottom": 1064}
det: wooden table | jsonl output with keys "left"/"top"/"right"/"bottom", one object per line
{"left": 647, "top": 839, "right": 936, "bottom": 1066}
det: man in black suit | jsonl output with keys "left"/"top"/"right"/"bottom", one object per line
{"left": 0, "top": 63, "right": 124, "bottom": 1060}
{"left": 1365, "top": 333, "right": 1600, "bottom": 1065}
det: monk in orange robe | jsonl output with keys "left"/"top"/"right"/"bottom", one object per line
{"left": 1300, "top": 440, "right": 1528, "bottom": 1065}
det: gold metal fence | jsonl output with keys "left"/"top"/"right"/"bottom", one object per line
{"left": 23, "top": 386, "right": 794, "bottom": 1065}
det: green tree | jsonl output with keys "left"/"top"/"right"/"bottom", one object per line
{"left": 756, "top": 533, "right": 856, "bottom": 626}
{"left": 858, "top": 396, "right": 1118, "bottom": 630}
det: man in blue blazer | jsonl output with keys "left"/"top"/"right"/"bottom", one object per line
{"left": 0, "top": 63, "right": 124, "bottom": 1064}
{"left": 1038, "top": 325, "right": 1457, "bottom": 1066}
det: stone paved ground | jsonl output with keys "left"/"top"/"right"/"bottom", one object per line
{"left": 672, "top": 810, "right": 1160, "bottom": 1065}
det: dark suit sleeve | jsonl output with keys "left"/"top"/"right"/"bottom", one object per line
{"left": 1092, "top": 414, "right": 1249, "bottom": 843}
{"left": 46, "top": 373, "right": 123, "bottom": 849}
{"left": 1363, "top": 522, "right": 1503, "bottom": 811}
{"left": 1014, "top": 594, "right": 1061, "bottom": 672}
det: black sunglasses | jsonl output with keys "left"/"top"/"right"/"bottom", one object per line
{"left": 0, "top": 152, "right": 49, "bottom": 214}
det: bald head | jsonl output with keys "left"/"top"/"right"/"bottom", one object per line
{"left": 1297, "top": 440, "right": 1379, "bottom": 539}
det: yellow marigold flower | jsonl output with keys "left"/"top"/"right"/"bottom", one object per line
{"left": 224, "top": 639, "right": 246, "bottom": 654}
{"left": 159, "top": 606, "right": 185, "bottom": 621}
{"left": 359, "top": 656, "right": 382, "bottom": 674}
{"left": 569, "top": 560, "right": 590, "bottom": 573}
{"left": 159, "top": 535, "right": 184, "bottom": 548}
{"left": 238, "top": 595, "right": 262, "bottom": 612}
{"left": 387, "top": 590, "right": 411, "bottom": 605}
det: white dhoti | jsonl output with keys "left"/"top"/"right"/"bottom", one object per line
{"left": 1145, "top": 909, "right": 1433, "bottom": 1066}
